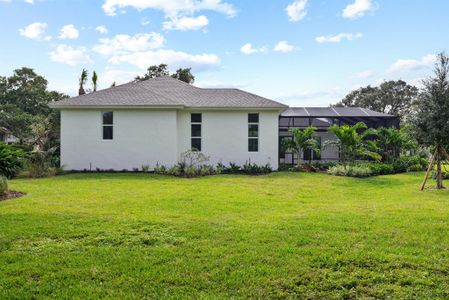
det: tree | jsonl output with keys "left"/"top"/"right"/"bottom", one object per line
{"left": 78, "top": 69, "right": 88, "bottom": 96}
{"left": 327, "top": 122, "right": 381, "bottom": 163}
{"left": 135, "top": 64, "right": 169, "bottom": 81}
{"left": 283, "top": 126, "right": 320, "bottom": 167}
{"left": 335, "top": 80, "right": 418, "bottom": 122}
{"left": 171, "top": 68, "right": 195, "bottom": 84}
{"left": 413, "top": 52, "right": 449, "bottom": 189}
{"left": 92, "top": 71, "right": 98, "bottom": 92}
{"left": 375, "top": 127, "right": 417, "bottom": 162}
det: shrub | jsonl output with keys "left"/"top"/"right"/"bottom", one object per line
{"left": 407, "top": 164, "right": 426, "bottom": 172}
{"left": 0, "top": 176, "right": 8, "bottom": 195}
{"left": 366, "top": 163, "right": 395, "bottom": 176}
{"left": 242, "top": 162, "right": 272, "bottom": 175}
{"left": 25, "top": 151, "right": 56, "bottom": 178}
{"left": 328, "top": 165, "right": 373, "bottom": 178}
{"left": 141, "top": 165, "right": 150, "bottom": 173}
{"left": 154, "top": 164, "right": 167, "bottom": 175}
{"left": 0, "top": 143, "right": 27, "bottom": 179}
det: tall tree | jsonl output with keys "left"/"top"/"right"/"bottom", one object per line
{"left": 0, "top": 67, "right": 66, "bottom": 144}
{"left": 78, "top": 69, "right": 88, "bottom": 96}
{"left": 171, "top": 68, "right": 195, "bottom": 84}
{"left": 92, "top": 71, "right": 98, "bottom": 92}
{"left": 135, "top": 64, "right": 169, "bottom": 81}
{"left": 413, "top": 52, "right": 449, "bottom": 189}
{"left": 335, "top": 80, "right": 418, "bottom": 122}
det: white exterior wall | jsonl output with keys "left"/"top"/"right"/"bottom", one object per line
{"left": 177, "top": 110, "right": 280, "bottom": 169}
{"left": 61, "top": 109, "right": 281, "bottom": 171}
{"left": 61, "top": 109, "right": 178, "bottom": 170}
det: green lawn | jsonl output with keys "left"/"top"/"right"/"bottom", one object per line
{"left": 1, "top": 172, "right": 449, "bottom": 299}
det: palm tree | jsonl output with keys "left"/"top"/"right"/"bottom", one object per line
{"left": 283, "top": 126, "right": 321, "bottom": 167}
{"left": 375, "top": 127, "right": 416, "bottom": 162}
{"left": 78, "top": 69, "right": 88, "bottom": 96}
{"left": 327, "top": 122, "right": 381, "bottom": 163}
{"left": 92, "top": 71, "right": 98, "bottom": 92}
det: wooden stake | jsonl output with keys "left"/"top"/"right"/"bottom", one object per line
{"left": 421, "top": 146, "right": 438, "bottom": 191}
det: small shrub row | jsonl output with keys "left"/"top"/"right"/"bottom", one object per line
{"left": 328, "top": 165, "right": 373, "bottom": 178}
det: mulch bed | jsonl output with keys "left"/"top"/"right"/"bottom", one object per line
{"left": 0, "top": 191, "right": 25, "bottom": 202}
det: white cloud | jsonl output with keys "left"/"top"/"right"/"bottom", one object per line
{"left": 102, "top": 0, "right": 236, "bottom": 18}
{"left": 387, "top": 54, "right": 436, "bottom": 73}
{"left": 95, "top": 25, "right": 108, "bottom": 34}
{"left": 93, "top": 33, "right": 165, "bottom": 56}
{"left": 240, "top": 43, "right": 267, "bottom": 55}
{"left": 24, "top": 0, "right": 34, "bottom": 3}
{"left": 141, "top": 17, "right": 151, "bottom": 26}
{"left": 49, "top": 44, "right": 93, "bottom": 66}
{"left": 274, "top": 41, "right": 294, "bottom": 53}
{"left": 196, "top": 80, "right": 248, "bottom": 89}
{"left": 108, "top": 49, "right": 220, "bottom": 71}
{"left": 19, "top": 22, "right": 50, "bottom": 40}
{"left": 163, "top": 15, "right": 209, "bottom": 31}
{"left": 58, "top": 24, "right": 79, "bottom": 40}
{"left": 357, "top": 70, "right": 374, "bottom": 78}
{"left": 315, "top": 32, "right": 363, "bottom": 43}
{"left": 286, "top": 0, "right": 308, "bottom": 22}
{"left": 342, "top": 0, "right": 376, "bottom": 19}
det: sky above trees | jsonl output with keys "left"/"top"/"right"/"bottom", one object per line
{"left": 0, "top": 0, "right": 448, "bottom": 105}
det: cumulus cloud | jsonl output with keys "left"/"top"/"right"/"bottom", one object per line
{"left": 93, "top": 33, "right": 165, "bottom": 56}
{"left": 240, "top": 43, "right": 267, "bottom": 55}
{"left": 163, "top": 15, "right": 209, "bottom": 31}
{"left": 102, "top": 0, "right": 235, "bottom": 31}
{"left": 102, "top": 0, "right": 236, "bottom": 17}
{"left": 274, "top": 41, "right": 294, "bottom": 53}
{"left": 286, "top": 0, "right": 308, "bottom": 22}
{"left": 49, "top": 44, "right": 93, "bottom": 66}
{"left": 19, "top": 22, "right": 50, "bottom": 40}
{"left": 342, "top": 0, "right": 376, "bottom": 19}
{"left": 108, "top": 49, "right": 220, "bottom": 71}
{"left": 315, "top": 32, "right": 363, "bottom": 43}
{"left": 58, "top": 24, "right": 79, "bottom": 40}
{"left": 95, "top": 25, "right": 108, "bottom": 34}
{"left": 387, "top": 54, "right": 436, "bottom": 73}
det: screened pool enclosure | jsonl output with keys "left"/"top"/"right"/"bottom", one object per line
{"left": 279, "top": 107, "right": 400, "bottom": 166}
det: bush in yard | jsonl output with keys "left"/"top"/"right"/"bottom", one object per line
{"left": 25, "top": 151, "right": 57, "bottom": 178}
{"left": 0, "top": 176, "right": 8, "bottom": 195}
{"left": 242, "top": 162, "right": 272, "bottom": 175}
{"left": 0, "top": 143, "right": 27, "bottom": 178}
{"left": 328, "top": 165, "right": 373, "bottom": 178}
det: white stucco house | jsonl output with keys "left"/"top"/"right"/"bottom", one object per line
{"left": 51, "top": 77, "right": 287, "bottom": 171}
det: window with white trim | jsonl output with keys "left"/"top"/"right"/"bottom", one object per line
{"left": 102, "top": 112, "right": 113, "bottom": 140}
{"left": 191, "top": 113, "right": 202, "bottom": 151}
{"left": 248, "top": 113, "right": 259, "bottom": 152}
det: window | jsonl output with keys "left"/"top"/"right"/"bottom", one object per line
{"left": 102, "top": 112, "right": 113, "bottom": 140}
{"left": 191, "top": 113, "right": 202, "bottom": 151}
{"left": 248, "top": 113, "right": 259, "bottom": 152}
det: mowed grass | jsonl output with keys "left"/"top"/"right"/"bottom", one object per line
{"left": 1, "top": 172, "right": 449, "bottom": 299}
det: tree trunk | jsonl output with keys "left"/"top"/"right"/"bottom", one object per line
{"left": 437, "top": 144, "right": 444, "bottom": 189}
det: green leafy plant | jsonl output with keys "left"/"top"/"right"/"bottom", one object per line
{"left": 0, "top": 143, "right": 27, "bottom": 178}
{"left": 326, "top": 122, "right": 381, "bottom": 163}
{"left": 283, "top": 126, "right": 321, "bottom": 166}
{"left": 328, "top": 165, "right": 373, "bottom": 178}
{"left": 141, "top": 165, "right": 150, "bottom": 173}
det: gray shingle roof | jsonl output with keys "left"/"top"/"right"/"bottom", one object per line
{"left": 281, "top": 107, "right": 396, "bottom": 118}
{"left": 51, "top": 77, "right": 287, "bottom": 109}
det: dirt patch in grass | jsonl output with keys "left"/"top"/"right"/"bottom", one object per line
{"left": 0, "top": 191, "right": 25, "bottom": 202}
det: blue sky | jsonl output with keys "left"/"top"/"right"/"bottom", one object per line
{"left": 1, "top": 0, "right": 448, "bottom": 106}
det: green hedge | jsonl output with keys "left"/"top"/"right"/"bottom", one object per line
{"left": 0, "top": 143, "right": 27, "bottom": 179}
